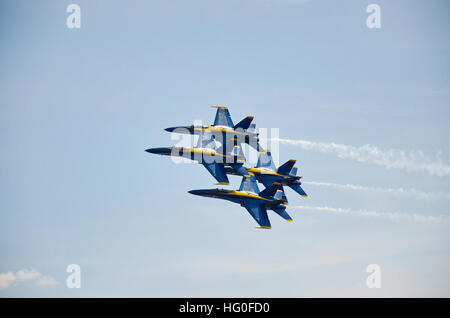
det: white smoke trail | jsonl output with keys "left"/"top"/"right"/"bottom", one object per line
{"left": 291, "top": 205, "right": 449, "bottom": 224}
{"left": 303, "top": 181, "right": 450, "bottom": 201}
{"left": 272, "top": 138, "right": 450, "bottom": 177}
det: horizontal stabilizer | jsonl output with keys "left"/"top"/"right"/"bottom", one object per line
{"left": 272, "top": 207, "right": 293, "bottom": 221}
{"left": 289, "top": 183, "right": 308, "bottom": 197}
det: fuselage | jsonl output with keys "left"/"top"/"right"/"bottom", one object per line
{"left": 188, "top": 189, "right": 286, "bottom": 208}
{"left": 226, "top": 166, "right": 301, "bottom": 185}
{"left": 165, "top": 125, "right": 259, "bottom": 144}
{"left": 145, "top": 146, "right": 245, "bottom": 164}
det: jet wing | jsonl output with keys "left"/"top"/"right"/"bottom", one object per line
{"left": 202, "top": 161, "right": 229, "bottom": 185}
{"left": 243, "top": 201, "right": 271, "bottom": 229}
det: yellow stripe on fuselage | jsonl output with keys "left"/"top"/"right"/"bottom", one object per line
{"left": 187, "top": 148, "right": 227, "bottom": 157}
{"left": 193, "top": 126, "right": 249, "bottom": 135}
{"left": 219, "top": 190, "right": 272, "bottom": 201}
{"left": 247, "top": 167, "right": 286, "bottom": 177}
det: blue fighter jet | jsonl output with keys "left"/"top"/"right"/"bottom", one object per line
{"left": 225, "top": 147, "right": 308, "bottom": 200}
{"left": 146, "top": 131, "right": 249, "bottom": 185}
{"left": 188, "top": 173, "right": 293, "bottom": 229}
{"left": 165, "top": 106, "right": 260, "bottom": 150}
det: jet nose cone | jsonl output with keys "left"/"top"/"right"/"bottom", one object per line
{"left": 145, "top": 148, "right": 158, "bottom": 154}
{"left": 165, "top": 125, "right": 194, "bottom": 133}
{"left": 188, "top": 189, "right": 211, "bottom": 197}
{"left": 145, "top": 147, "right": 170, "bottom": 155}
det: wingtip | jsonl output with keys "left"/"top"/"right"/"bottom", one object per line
{"left": 211, "top": 105, "right": 228, "bottom": 109}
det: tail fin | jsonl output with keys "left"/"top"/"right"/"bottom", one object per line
{"left": 256, "top": 150, "right": 277, "bottom": 171}
{"left": 273, "top": 188, "right": 284, "bottom": 201}
{"left": 233, "top": 116, "right": 254, "bottom": 131}
{"left": 212, "top": 106, "right": 234, "bottom": 127}
{"left": 259, "top": 182, "right": 282, "bottom": 199}
{"left": 247, "top": 122, "right": 256, "bottom": 133}
{"left": 239, "top": 173, "right": 260, "bottom": 193}
{"left": 290, "top": 166, "right": 298, "bottom": 176}
{"left": 277, "top": 159, "right": 296, "bottom": 175}
{"left": 273, "top": 187, "right": 288, "bottom": 203}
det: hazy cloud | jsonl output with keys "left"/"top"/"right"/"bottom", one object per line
{"left": 0, "top": 272, "right": 16, "bottom": 289}
{"left": 0, "top": 269, "right": 58, "bottom": 289}
{"left": 36, "top": 275, "right": 59, "bottom": 286}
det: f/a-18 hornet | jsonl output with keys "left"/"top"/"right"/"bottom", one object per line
{"left": 146, "top": 131, "right": 249, "bottom": 185}
{"left": 164, "top": 106, "right": 260, "bottom": 150}
{"left": 225, "top": 147, "right": 308, "bottom": 200}
{"left": 188, "top": 173, "right": 293, "bottom": 229}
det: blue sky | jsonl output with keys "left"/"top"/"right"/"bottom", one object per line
{"left": 1, "top": 0, "right": 449, "bottom": 297}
